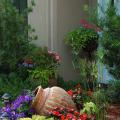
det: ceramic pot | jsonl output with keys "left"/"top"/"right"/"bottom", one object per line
{"left": 31, "top": 86, "right": 76, "bottom": 115}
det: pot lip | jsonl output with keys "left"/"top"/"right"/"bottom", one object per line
{"left": 31, "top": 86, "right": 43, "bottom": 107}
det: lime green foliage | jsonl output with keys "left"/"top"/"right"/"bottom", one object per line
{"left": 65, "top": 27, "right": 98, "bottom": 56}
{"left": 101, "top": 5, "right": 120, "bottom": 79}
{"left": 20, "top": 118, "right": 32, "bottom": 120}
{"left": 81, "top": 102, "right": 98, "bottom": 116}
{"left": 20, "top": 115, "right": 54, "bottom": 120}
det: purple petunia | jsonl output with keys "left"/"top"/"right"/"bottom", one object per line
{"left": 0, "top": 94, "right": 33, "bottom": 120}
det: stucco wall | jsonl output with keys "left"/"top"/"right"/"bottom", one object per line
{"left": 56, "top": 0, "right": 89, "bottom": 80}
{"left": 28, "top": 0, "right": 90, "bottom": 81}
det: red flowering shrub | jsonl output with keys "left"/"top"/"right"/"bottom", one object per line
{"left": 49, "top": 107, "right": 88, "bottom": 120}
{"left": 67, "top": 84, "right": 93, "bottom": 111}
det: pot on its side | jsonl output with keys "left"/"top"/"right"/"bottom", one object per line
{"left": 31, "top": 86, "right": 76, "bottom": 115}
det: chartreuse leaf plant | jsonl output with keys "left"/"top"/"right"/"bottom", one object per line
{"left": 19, "top": 115, "right": 54, "bottom": 120}
{"left": 81, "top": 102, "right": 98, "bottom": 116}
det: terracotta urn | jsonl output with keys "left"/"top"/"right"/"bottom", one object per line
{"left": 31, "top": 86, "right": 76, "bottom": 115}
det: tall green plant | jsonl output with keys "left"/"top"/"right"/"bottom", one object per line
{"left": 0, "top": 0, "right": 37, "bottom": 96}
{"left": 0, "top": 0, "right": 36, "bottom": 73}
{"left": 100, "top": 5, "right": 120, "bottom": 79}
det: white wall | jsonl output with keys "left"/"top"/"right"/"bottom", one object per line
{"left": 56, "top": 0, "right": 89, "bottom": 80}
{"left": 28, "top": 0, "right": 90, "bottom": 81}
{"left": 28, "top": 0, "right": 50, "bottom": 47}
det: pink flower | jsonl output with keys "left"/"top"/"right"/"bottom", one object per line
{"left": 48, "top": 50, "right": 53, "bottom": 55}
{"left": 55, "top": 55, "right": 61, "bottom": 62}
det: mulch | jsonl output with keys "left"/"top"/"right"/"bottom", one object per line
{"left": 106, "top": 104, "right": 120, "bottom": 120}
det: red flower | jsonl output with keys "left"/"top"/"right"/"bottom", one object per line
{"left": 60, "top": 115, "right": 65, "bottom": 120}
{"left": 74, "top": 111, "right": 80, "bottom": 116}
{"left": 67, "top": 90, "right": 73, "bottom": 96}
{"left": 80, "top": 19, "right": 102, "bottom": 32}
{"left": 52, "top": 110, "right": 60, "bottom": 116}
{"left": 66, "top": 113, "right": 73, "bottom": 119}
{"left": 80, "top": 113, "right": 88, "bottom": 120}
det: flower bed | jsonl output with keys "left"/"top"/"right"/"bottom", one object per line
{"left": 0, "top": 85, "right": 99, "bottom": 120}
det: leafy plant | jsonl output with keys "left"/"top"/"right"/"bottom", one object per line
{"left": 29, "top": 68, "right": 54, "bottom": 87}
{"left": 81, "top": 102, "right": 98, "bottom": 117}
{"left": 65, "top": 20, "right": 98, "bottom": 58}
{"left": 27, "top": 47, "right": 61, "bottom": 87}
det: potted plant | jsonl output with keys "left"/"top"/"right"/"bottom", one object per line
{"left": 65, "top": 19, "right": 99, "bottom": 59}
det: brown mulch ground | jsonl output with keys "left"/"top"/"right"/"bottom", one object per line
{"left": 106, "top": 104, "right": 120, "bottom": 120}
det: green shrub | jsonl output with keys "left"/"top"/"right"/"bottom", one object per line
{"left": 101, "top": 5, "right": 120, "bottom": 79}
{"left": 0, "top": 72, "right": 36, "bottom": 99}
{"left": 0, "top": 0, "right": 38, "bottom": 96}
{"left": 0, "top": 0, "right": 36, "bottom": 73}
